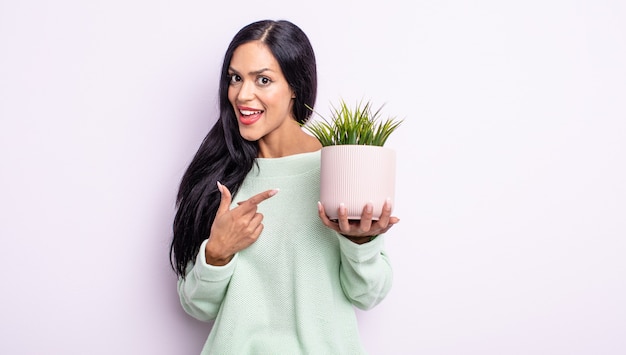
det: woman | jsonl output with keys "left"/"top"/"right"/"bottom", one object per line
{"left": 171, "top": 19, "right": 399, "bottom": 354}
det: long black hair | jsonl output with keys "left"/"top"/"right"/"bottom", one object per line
{"left": 170, "top": 20, "right": 318, "bottom": 277}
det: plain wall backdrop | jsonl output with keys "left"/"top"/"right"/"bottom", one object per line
{"left": 1, "top": 0, "right": 625, "bottom": 354}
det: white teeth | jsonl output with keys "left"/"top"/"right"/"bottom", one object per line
{"left": 240, "top": 110, "right": 262, "bottom": 116}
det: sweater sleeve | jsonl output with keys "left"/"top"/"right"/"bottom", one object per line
{"left": 177, "top": 239, "right": 237, "bottom": 321}
{"left": 337, "top": 234, "right": 393, "bottom": 310}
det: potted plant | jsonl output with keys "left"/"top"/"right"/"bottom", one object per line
{"left": 305, "top": 99, "right": 402, "bottom": 220}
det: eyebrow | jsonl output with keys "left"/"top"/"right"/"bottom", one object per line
{"left": 228, "top": 67, "right": 275, "bottom": 75}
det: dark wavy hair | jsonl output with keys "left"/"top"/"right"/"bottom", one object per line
{"left": 170, "top": 20, "right": 318, "bottom": 277}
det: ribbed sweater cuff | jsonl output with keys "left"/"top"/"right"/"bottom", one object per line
{"left": 194, "top": 239, "right": 238, "bottom": 282}
{"left": 337, "top": 233, "right": 385, "bottom": 263}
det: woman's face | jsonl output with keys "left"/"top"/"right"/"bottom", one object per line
{"left": 227, "top": 41, "right": 296, "bottom": 142}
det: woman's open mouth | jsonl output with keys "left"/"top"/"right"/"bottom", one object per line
{"left": 238, "top": 107, "right": 264, "bottom": 125}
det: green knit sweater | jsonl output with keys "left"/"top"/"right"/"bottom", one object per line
{"left": 178, "top": 150, "right": 393, "bottom": 354}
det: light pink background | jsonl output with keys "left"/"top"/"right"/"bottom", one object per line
{"left": 1, "top": 1, "right": 625, "bottom": 354}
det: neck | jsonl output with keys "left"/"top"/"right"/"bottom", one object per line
{"left": 257, "top": 123, "right": 322, "bottom": 158}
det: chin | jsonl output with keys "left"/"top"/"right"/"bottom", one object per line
{"left": 238, "top": 129, "right": 262, "bottom": 142}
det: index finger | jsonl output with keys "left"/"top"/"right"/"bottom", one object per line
{"left": 242, "top": 188, "right": 280, "bottom": 207}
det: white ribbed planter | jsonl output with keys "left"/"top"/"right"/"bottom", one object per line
{"left": 320, "top": 145, "right": 396, "bottom": 220}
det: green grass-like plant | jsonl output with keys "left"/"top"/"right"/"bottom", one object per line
{"left": 304, "top": 99, "right": 402, "bottom": 147}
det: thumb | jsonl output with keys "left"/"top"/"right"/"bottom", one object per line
{"left": 215, "top": 181, "right": 232, "bottom": 215}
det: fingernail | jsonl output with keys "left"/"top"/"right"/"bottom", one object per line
{"left": 317, "top": 201, "right": 323, "bottom": 212}
{"left": 339, "top": 203, "right": 346, "bottom": 212}
{"left": 269, "top": 188, "right": 280, "bottom": 197}
{"left": 366, "top": 202, "right": 373, "bottom": 213}
{"left": 216, "top": 181, "right": 223, "bottom": 192}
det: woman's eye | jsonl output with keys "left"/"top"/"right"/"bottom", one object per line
{"left": 229, "top": 74, "right": 241, "bottom": 83}
{"left": 257, "top": 77, "right": 271, "bottom": 86}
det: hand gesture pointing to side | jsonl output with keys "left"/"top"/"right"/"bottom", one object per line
{"left": 204, "top": 182, "right": 279, "bottom": 266}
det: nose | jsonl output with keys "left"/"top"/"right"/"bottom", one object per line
{"left": 237, "top": 80, "right": 255, "bottom": 102}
